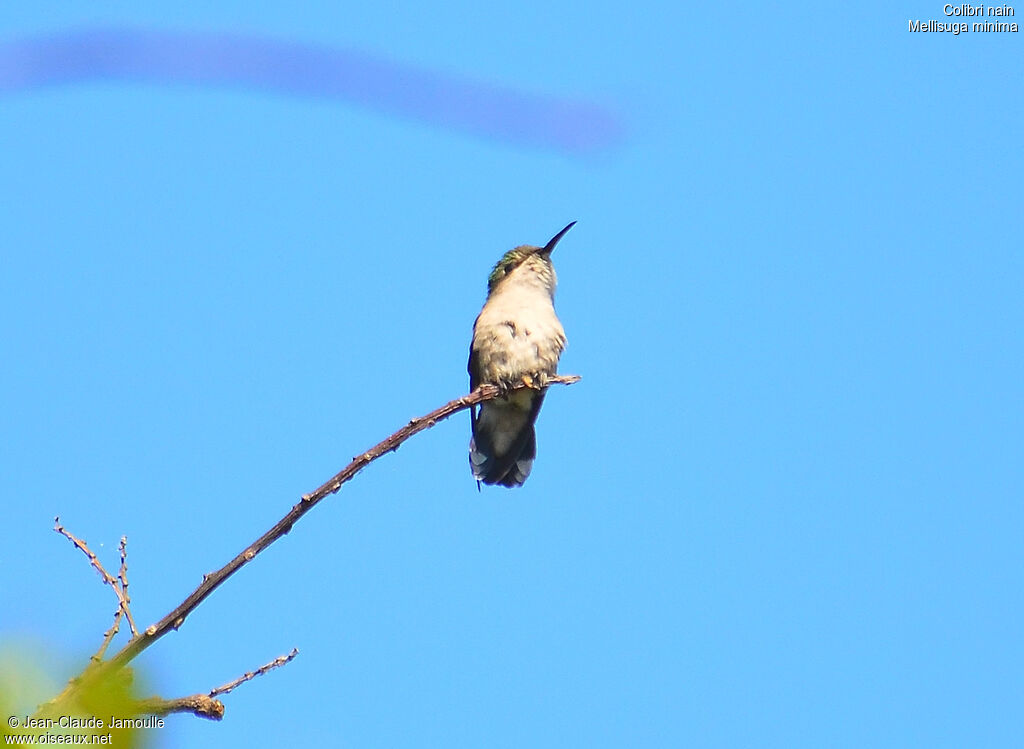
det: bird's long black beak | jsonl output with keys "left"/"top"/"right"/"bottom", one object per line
{"left": 540, "top": 221, "right": 576, "bottom": 255}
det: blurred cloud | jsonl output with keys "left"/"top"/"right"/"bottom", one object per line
{"left": 0, "top": 27, "right": 624, "bottom": 154}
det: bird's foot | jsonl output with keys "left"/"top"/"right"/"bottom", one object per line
{"left": 521, "top": 373, "right": 546, "bottom": 390}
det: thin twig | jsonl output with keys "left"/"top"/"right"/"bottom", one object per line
{"left": 97, "top": 376, "right": 579, "bottom": 676}
{"left": 54, "top": 517, "right": 119, "bottom": 586}
{"left": 53, "top": 518, "right": 138, "bottom": 637}
{"left": 135, "top": 648, "right": 299, "bottom": 721}
{"left": 209, "top": 648, "right": 299, "bottom": 697}
{"left": 118, "top": 536, "right": 138, "bottom": 636}
{"left": 90, "top": 608, "right": 123, "bottom": 663}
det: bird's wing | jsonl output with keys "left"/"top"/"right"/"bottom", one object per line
{"left": 468, "top": 318, "right": 483, "bottom": 427}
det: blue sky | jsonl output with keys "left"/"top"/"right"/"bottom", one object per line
{"left": 2, "top": 2, "right": 1021, "bottom": 747}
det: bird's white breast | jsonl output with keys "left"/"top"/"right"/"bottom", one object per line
{"left": 472, "top": 280, "right": 566, "bottom": 385}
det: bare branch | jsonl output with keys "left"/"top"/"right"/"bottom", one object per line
{"left": 135, "top": 648, "right": 299, "bottom": 721}
{"left": 95, "top": 376, "right": 579, "bottom": 677}
{"left": 54, "top": 518, "right": 138, "bottom": 637}
{"left": 46, "top": 376, "right": 579, "bottom": 716}
{"left": 209, "top": 648, "right": 299, "bottom": 698}
{"left": 300, "top": 375, "right": 581, "bottom": 503}
{"left": 118, "top": 536, "right": 138, "bottom": 636}
{"left": 136, "top": 694, "right": 225, "bottom": 721}
{"left": 54, "top": 517, "right": 118, "bottom": 586}
{"left": 90, "top": 608, "right": 123, "bottom": 663}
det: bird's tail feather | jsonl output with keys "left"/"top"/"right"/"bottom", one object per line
{"left": 470, "top": 426, "right": 535, "bottom": 487}
{"left": 469, "top": 396, "right": 542, "bottom": 487}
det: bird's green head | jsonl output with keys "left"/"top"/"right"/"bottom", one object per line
{"left": 486, "top": 222, "right": 575, "bottom": 294}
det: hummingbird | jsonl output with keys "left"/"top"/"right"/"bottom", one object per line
{"left": 468, "top": 222, "right": 575, "bottom": 487}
